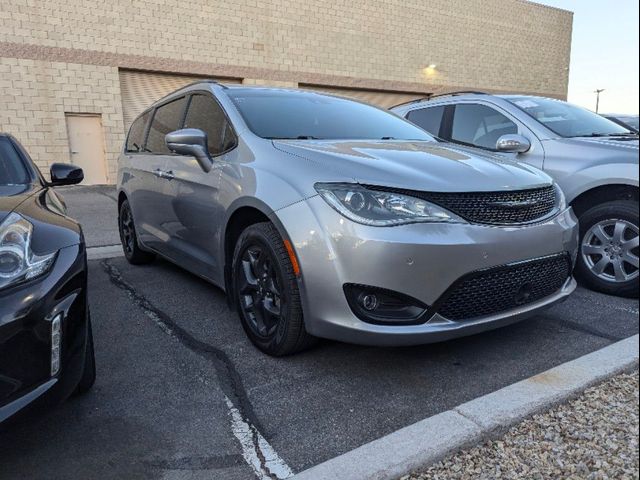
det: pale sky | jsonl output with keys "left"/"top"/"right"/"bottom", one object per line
{"left": 535, "top": 0, "right": 639, "bottom": 114}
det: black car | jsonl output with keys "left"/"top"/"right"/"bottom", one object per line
{"left": 0, "top": 133, "right": 95, "bottom": 424}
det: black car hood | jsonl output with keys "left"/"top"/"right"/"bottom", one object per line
{"left": 0, "top": 184, "right": 41, "bottom": 224}
{"left": 0, "top": 183, "right": 82, "bottom": 254}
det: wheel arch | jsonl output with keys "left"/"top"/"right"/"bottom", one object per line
{"left": 570, "top": 184, "right": 638, "bottom": 217}
{"left": 221, "top": 198, "right": 293, "bottom": 309}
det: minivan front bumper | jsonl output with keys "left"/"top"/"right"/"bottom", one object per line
{"left": 275, "top": 195, "right": 579, "bottom": 346}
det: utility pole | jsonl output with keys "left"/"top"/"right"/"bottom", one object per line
{"left": 594, "top": 89, "right": 605, "bottom": 113}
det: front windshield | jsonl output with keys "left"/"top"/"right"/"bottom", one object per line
{"left": 227, "top": 89, "right": 434, "bottom": 141}
{"left": 0, "top": 137, "right": 31, "bottom": 187}
{"left": 507, "top": 96, "right": 635, "bottom": 138}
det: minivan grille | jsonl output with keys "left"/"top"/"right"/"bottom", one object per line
{"left": 435, "top": 253, "right": 571, "bottom": 321}
{"left": 421, "top": 185, "right": 557, "bottom": 224}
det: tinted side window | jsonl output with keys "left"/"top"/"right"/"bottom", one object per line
{"left": 451, "top": 104, "right": 517, "bottom": 150}
{"left": 125, "top": 111, "right": 151, "bottom": 153}
{"left": 146, "top": 97, "right": 188, "bottom": 154}
{"left": 183, "top": 94, "right": 236, "bottom": 155}
{"left": 406, "top": 106, "right": 445, "bottom": 136}
{"left": 0, "top": 137, "right": 31, "bottom": 185}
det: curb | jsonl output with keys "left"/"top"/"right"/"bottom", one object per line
{"left": 291, "top": 335, "right": 639, "bottom": 480}
{"left": 87, "top": 244, "right": 123, "bottom": 260}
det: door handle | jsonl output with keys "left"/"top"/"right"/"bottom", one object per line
{"left": 153, "top": 169, "right": 175, "bottom": 180}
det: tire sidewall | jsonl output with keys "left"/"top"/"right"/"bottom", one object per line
{"left": 118, "top": 200, "right": 135, "bottom": 262}
{"left": 232, "top": 226, "right": 293, "bottom": 354}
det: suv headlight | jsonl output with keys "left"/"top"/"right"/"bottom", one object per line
{"left": 315, "top": 183, "right": 465, "bottom": 226}
{"left": 0, "top": 213, "right": 57, "bottom": 290}
{"left": 553, "top": 182, "right": 567, "bottom": 211}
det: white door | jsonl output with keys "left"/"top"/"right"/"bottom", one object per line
{"left": 65, "top": 114, "right": 108, "bottom": 185}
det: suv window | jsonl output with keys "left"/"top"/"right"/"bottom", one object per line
{"left": 146, "top": 97, "right": 188, "bottom": 154}
{"left": 125, "top": 111, "right": 151, "bottom": 153}
{"left": 451, "top": 104, "right": 517, "bottom": 149}
{"left": 406, "top": 106, "right": 445, "bottom": 137}
{"left": 184, "top": 94, "right": 236, "bottom": 155}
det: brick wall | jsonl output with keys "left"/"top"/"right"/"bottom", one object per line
{"left": 0, "top": 0, "right": 573, "bottom": 183}
{"left": 1, "top": 0, "right": 572, "bottom": 95}
{"left": 0, "top": 58, "right": 124, "bottom": 181}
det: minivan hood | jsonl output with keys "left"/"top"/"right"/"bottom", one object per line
{"left": 273, "top": 140, "right": 552, "bottom": 192}
{"left": 555, "top": 136, "right": 639, "bottom": 154}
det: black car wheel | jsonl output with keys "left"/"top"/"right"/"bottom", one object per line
{"left": 119, "top": 199, "right": 155, "bottom": 265}
{"left": 232, "top": 222, "right": 316, "bottom": 356}
{"left": 74, "top": 315, "right": 96, "bottom": 395}
{"left": 575, "top": 200, "right": 639, "bottom": 298}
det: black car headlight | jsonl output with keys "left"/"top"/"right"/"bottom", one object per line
{"left": 315, "top": 183, "right": 465, "bottom": 226}
{"left": 0, "top": 213, "right": 57, "bottom": 290}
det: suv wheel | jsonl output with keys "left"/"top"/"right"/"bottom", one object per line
{"left": 119, "top": 199, "right": 155, "bottom": 265}
{"left": 575, "top": 200, "right": 639, "bottom": 298}
{"left": 232, "top": 222, "right": 316, "bottom": 356}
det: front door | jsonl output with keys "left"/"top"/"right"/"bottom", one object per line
{"left": 161, "top": 92, "right": 237, "bottom": 281}
{"left": 65, "top": 114, "right": 108, "bottom": 185}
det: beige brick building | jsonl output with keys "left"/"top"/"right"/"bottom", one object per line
{"left": 0, "top": 0, "right": 572, "bottom": 184}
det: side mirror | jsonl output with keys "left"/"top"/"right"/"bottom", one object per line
{"left": 165, "top": 128, "right": 213, "bottom": 173}
{"left": 50, "top": 163, "right": 84, "bottom": 186}
{"left": 496, "top": 134, "right": 531, "bottom": 154}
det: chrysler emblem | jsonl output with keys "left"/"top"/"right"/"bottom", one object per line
{"left": 489, "top": 199, "right": 540, "bottom": 209}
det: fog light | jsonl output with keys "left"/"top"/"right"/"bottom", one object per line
{"left": 360, "top": 294, "right": 379, "bottom": 311}
{"left": 51, "top": 313, "right": 62, "bottom": 376}
{"left": 344, "top": 284, "right": 429, "bottom": 325}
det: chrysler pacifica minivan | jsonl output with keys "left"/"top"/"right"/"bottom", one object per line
{"left": 117, "top": 82, "right": 578, "bottom": 355}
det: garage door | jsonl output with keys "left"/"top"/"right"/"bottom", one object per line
{"left": 119, "top": 70, "right": 241, "bottom": 132}
{"left": 300, "top": 84, "right": 427, "bottom": 109}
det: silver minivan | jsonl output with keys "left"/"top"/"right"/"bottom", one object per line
{"left": 117, "top": 82, "right": 578, "bottom": 355}
{"left": 393, "top": 93, "right": 639, "bottom": 297}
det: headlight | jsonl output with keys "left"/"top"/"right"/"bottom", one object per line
{"left": 553, "top": 182, "right": 567, "bottom": 210}
{"left": 0, "top": 213, "right": 56, "bottom": 289}
{"left": 315, "top": 183, "right": 465, "bottom": 226}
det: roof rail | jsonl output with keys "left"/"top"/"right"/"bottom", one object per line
{"left": 429, "top": 90, "right": 487, "bottom": 99}
{"left": 390, "top": 90, "right": 488, "bottom": 109}
{"left": 390, "top": 96, "right": 431, "bottom": 109}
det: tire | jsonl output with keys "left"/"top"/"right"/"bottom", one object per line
{"left": 574, "top": 200, "right": 639, "bottom": 298}
{"left": 232, "top": 222, "right": 317, "bottom": 356}
{"left": 119, "top": 198, "right": 155, "bottom": 265}
{"left": 74, "top": 316, "right": 96, "bottom": 395}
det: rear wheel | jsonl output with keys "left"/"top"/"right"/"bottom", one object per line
{"left": 575, "top": 200, "right": 639, "bottom": 298}
{"left": 119, "top": 199, "right": 155, "bottom": 265}
{"left": 232, "top": 222, "right": 316, "bottom": 356}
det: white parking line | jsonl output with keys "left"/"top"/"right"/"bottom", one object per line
{"left": 225, "top": 396, "right": 295, "bottom": 479}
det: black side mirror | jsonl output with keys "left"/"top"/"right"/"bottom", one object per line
{"left": 50, "top": 163, "right": 84, "bottom": 186}
{"left": 165, "top": 128, "right": 213, "bottom": 173}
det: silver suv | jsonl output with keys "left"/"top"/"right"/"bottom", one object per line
{"left": 393, "top": 93, "right": 639, "bottom": 297}
{"left": 117, "top": 82, "right": 578, "bottom": 355}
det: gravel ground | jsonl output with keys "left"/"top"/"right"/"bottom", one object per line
{"left": 404, "top": 370, "right": 639, "bottom": 480}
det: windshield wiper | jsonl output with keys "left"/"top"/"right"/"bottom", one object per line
{"left": 267, "top": 135, "right": 321, "bottom": 140}
{"left": 573, "top": 132, "right": 638, "bottom": 138}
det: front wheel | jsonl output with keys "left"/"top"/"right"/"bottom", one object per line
{"left": 232, "top": 222, "right": 316, "bottom": 356}
{"left": 575, "top": 200, "right": 639, "bottom": 298}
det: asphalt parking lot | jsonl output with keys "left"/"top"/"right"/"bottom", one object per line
{"left": 0, "top": 186, "right": 638, "bottom": 480}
